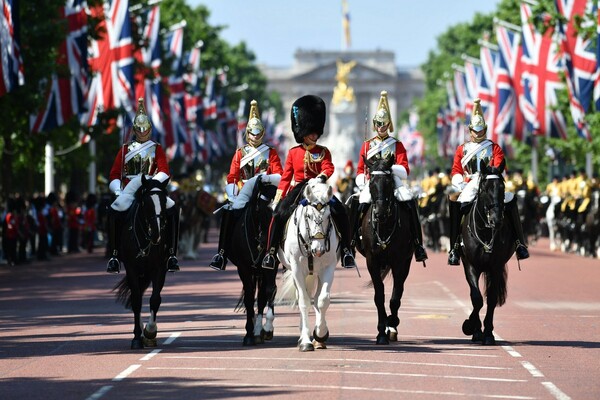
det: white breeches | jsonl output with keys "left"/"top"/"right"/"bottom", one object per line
{"left": 359, "top": 175, "right": 414, "bottom": 204}
{"left": 111, "top": 176, "right": 175, "bottom": 211}
{"left": 231, "top": 173, "right": 281, "bottom": 210}
{"left": 456, "top": 174, "right": 514, "bottom": 204}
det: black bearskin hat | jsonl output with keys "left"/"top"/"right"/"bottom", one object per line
{"left": 290, "top": 95, "right": 326, "bottom": 144}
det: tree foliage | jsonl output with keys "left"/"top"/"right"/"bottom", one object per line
{"left": 416, "top": 0, "right": 599, "bottom": 186}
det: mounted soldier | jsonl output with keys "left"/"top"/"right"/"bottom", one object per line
{"left": 351, "top": 91, "right": 428, "bottom": 263}
{"left": 209, "top": 100, "right": 283, "bottom": 271}
{"left": 447, "top": 98, "right": 529, "bottom": 266}
{"left": 106, "top": 98, "right": 180, "bottom": 274}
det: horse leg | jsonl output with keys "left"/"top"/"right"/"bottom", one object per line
{"left": 462, "top": 266, "right": 484, "bottom": 343}
{"left": 292, "top": 269, "right": 314, "bottom": 352}
{"left": 239, "top": 268, "right": 257, "bottom": 346}
{"left": 129, "top": 279, "right": 144, "bottom": 349}
{"left": 387, "top": 262, "right": 410, "bottom": 342}
{"left": 143, "top": 277, "right": 165, "bottom": 348}
{"left": 369, "top": 263, "right": 389, "bottom": 345}
{"left": 482, "top": 292, "right": 498, "bottom": 346}
{"left": 313, "top": 268, "right": 334, "bottom": 349}
{"left": 260, "top": 270, "right": 277, "bottom": 341}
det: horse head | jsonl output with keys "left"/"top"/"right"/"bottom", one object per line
{"left": 300, "top": 179, "right": 334, "bottom": 257}
{"left": 135, "top": 175, "right": 169, "bottom": 246}
{"left": 365, "top": 154, "right": 395, "bottom": 221}
{"left": 476, "top": 161, "right": 505, "bottom": 230}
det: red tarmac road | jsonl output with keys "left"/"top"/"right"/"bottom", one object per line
{"left": 1, "top": 231, "right": 599, "bottom": 400}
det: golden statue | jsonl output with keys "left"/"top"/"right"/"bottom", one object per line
{"left": 332, "top": 59, "right": 356, "bottom": 105}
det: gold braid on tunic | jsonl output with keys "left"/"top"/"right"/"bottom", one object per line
{"left": 303, "top": 144, "right": 326, "bottom": 176}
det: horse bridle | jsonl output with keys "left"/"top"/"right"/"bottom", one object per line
{"left": 468, "top": 174, "right": 503, "bottom": 253}
{"left": 295, "top": 202, "right": 333, "bottom": 257}
{"left": 132, "top": 188, "right": 166, "bottom": 258}
{"left": 369, "top": 170, "right": 397, "bottom": 250}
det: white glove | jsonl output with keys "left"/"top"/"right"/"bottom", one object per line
{"left": 451, "top": 174, "right": 465, "bottom": 191}
{"left": 114, "top": 189, "right": 122, "bottom": 196}
{"left": 109, "top": 179, "right": 122, "bottom": 196}
{"left": 355, "top": 173, "right": 367, "bottom": 191}
{"left": 225, "top": 183, "right": 238, "bottom": 202}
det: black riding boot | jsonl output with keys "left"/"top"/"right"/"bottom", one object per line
{"left": 506, "top": 199, "right": 530, "bottom": 260}
{"left": 331, "top": 198, "right": 356, "bottom": 268}
{"left": 166, "top": 206, "right": 180, "bottom": 272}
{"left": 406, "top": 199, "right": 428, "bottom": 262}
{"left": 106, "top": 209, "right": 121, "bottom": 274}
{"left": 447, "top": 199, "right": 462, "bottom": 266}
{"left": 210, "top": 209, "right": 233, "bottom": 271}
{"left": 262, "top": 216, "right": 283, "bottom": 270}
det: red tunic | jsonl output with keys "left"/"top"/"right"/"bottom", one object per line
{"left": 277, "top": 144, "right": 334, "bottom": 199}
{"left": 227, "top": 146, "right": 283, "bottom": 186}
{"left": 356, "top": 139, "right": 410, "bottom": 177}
{"left": 109, "top": 142, "right": 170, "bottom": 185}
{"left": 451, "top": 142, "right": 505, "bottom": 182}
{"left": 3, "top": 212, "right": 18, "bottom": 240}
{"left": 83, "top": 208, "right": 96, "bottom": 232}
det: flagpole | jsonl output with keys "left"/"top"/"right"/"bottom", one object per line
{"left": 89, "top": 138, "right": 97, "bottom": 194}
{"left": 45, "top": 141, "right": 54, "bottom": 196}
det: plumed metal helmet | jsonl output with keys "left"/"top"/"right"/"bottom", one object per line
{"left": 291, "top": 95, "right": 326, "bottom": 144}
{"left": 373, "top": 91, "right": 394, "bottom": 133}
{"left": 245, "top": 100, "right": 265, "bottom": 146}
{"left": 133, "top": 98, "right": 152, "bottom": 137}
{"left": 468, "top": 98, "right": 487, "bottom": 133}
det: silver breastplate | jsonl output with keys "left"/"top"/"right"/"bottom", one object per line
{"left": 240, "top": 145, "right": 270, "bottom": 181}
{"left": 463, "top": 141, "right": 492, "bottom": 175}
{"left": 367, "top": 138, "right": 396, "bottom": 160}
{"left": 125, "top": 141, "right": 157, "bottom": 178}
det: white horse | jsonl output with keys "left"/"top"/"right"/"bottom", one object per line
{"left": 275, "top": 179, "right": 340, "bottom": 352}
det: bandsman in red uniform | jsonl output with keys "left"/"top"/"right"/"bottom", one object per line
{"left": 261, "top": 95, "right": 356, "bottom": 269}
{"left": 209, "top": 100, "right": 283, "bottom": 271}
{"left": 106, "top": 98, "right": 180, "bottom": 274}
{"left": 447, "top": 98, "right": 529, "bottom": 265}
{"left": 352, "top": 91, "right": 428, "bottom": 263}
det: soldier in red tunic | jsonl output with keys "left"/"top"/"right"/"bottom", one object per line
{"left": 106, "top": 98, "right": 180, "bottom": 274}
{"left": 209, "top": 100, "right": 284, "bottom": 271}
{"left": 447, "top": 99, "right": 529, "bottom": 265}
{"left": 352, "top": 91, "right": 428, "bottom": 263}
{"left": 261, "top": 95, "right": 356, "bottom": 270}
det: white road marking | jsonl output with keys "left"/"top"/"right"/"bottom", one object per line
{"left": 541, "top": 382, "right": 572, "bottom": 400}
{"left": 148, "top": 366, "right": 527, "bottom": 383}
{"left": 162, "top": 331, "right": 181, "bottom": 345}
{"left": 165, "top": 355, "right": 510, "bottom": 370}
{"left": 140, "top": 349, "right": 161, "bottom": 361}
{"left": 520, "top": 361, "right": 544, "bottom": 378}
{"left": 112, "top": 364, "right": 141, "bottom": 381}
{"left": 85, "top": 385, "right": 113, "bottom": 400}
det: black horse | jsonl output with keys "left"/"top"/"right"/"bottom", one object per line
{"left": 460, "top": 164, "right": 514, "bottom": 345}
{"left": 114, "top": 175, "right": 171, "bottom": 349}
{"left": 356, "top": 155, "right": 414, "bottom": 345}
{"left": 228, "top": 176, "right": 278, "bottom": 346}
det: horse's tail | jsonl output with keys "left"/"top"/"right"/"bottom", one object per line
{"left": 274, "top": 269, "right": 298, "bottom": 307}
{"left": 484, "top": 265, "right": 508, "bottom": 307}
{"left": 114, "top": 277, "right": 132, "bottom": 308}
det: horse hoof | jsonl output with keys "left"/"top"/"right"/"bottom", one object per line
{"left": 482, "top": 334, "right": 496, "bottom": 346}
{"left": 143, "top": 326, "right": 157, "bottom": 340}
{"left": 386, "top": 327, "right": 398, "bottom": 342}
{"left": 131, "top": 339, "right": 144, "bottom": 349}
{"left": 261, "top": 329, "right": 274, "bottom": 341}
{"left": 462, "top": 319, "right": 475, "bottom": 336}
{"left": 312, "top": 329, "right": 329, "bottom": 343}
{"left": 143, "top": 337, "right": 157, "bottom": 347}
{"left": 254, "top": 335, "right": 265, "bottom": 345}
{"left": 376, "top": 333, "right": 389, "bottom": 345}
{"left": 243, "top": 336, "right": 256, "bottom": 346}
{"left": 299, "top": 343, "right": 315, "bottom": 352}
{"left": 471, "top": 330, "right": 484, "bottom": 343}
{"left": 312, "top": 339, "right": 327, "bottom": 349}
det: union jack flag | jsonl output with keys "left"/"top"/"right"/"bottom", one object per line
{"left": 183, "top": 47, "right": 203, "bottom": 164}
{"left": 520, "top": 1, "right": 567, "bottom": 139}
{"left": 132, "top": 4, "right": 163, "bottom": 142}
{"left": 555, "top": 0, "right": 595, "bottom": 140}
{"left": 479, "top": 45, "right": 499, "bottom": 142}
{"left": 31, "top": 0, "right": 88, "bottom": 133}
{"left": 0, "top": 0, "right": 24, "bottom": 97}
{"left": 495, "top": 23, "right": 526, "bottom": 141}
{"left": 82, "top": 0, "right": 135, "bottom": 129}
